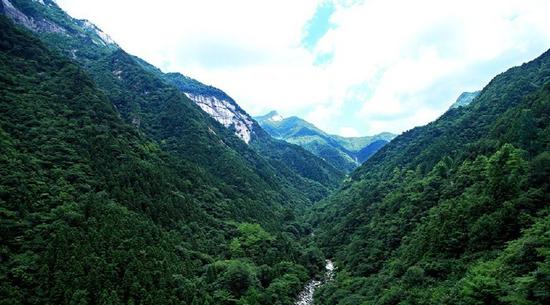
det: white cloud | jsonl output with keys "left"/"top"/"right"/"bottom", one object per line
{"left": 339, "top": 127, "right": 360, "bottom": 137}
{"left": 56, "top": 0, "right": 550, "bottom": 135}
{"left": 305, "top": 102, "right": 341, "bottom": 132}
{"left": 313, "top": 0, "right": 550, "bottom": 133}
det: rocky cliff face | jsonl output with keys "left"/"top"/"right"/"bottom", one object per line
{"left": 1, "top": 0, "right": 65, "bottom": 33}
{"left": 164, "top": 73, "right": 257, "bottom": 144}
{"left": 184, "top": 92, "right": 255, "bottom": 143}
{"left": 74, "top": 18, "right": 118, "bottom": 47}
{"left": 2, "top": 0, "right": 253, "bottom": 144}
{"left": 450, "top": 91, "right": 481, "bottom": 108}
{"left": 1, "top": 0, "right": 117, "bottom": 48}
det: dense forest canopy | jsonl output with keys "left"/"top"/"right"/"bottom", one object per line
{"left": 312, "top": 49, "right": 550, "bottom": 305}
{"left": 1, "top": 0, "right": 549, "bottom": 304}
{"left": 0, "top": 14, "right": 326, "bottom": 305}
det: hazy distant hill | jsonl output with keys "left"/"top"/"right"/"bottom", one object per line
{"left": 255, "top": 111, "right": 395, "bottom": 172}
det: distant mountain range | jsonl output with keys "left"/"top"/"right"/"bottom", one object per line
{"left": 255, "top": 111, "right": 396, "bottom": 172}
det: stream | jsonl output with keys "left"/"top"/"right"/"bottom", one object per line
{"left": 294, "top": 260, "right": 335, "bottom": 305}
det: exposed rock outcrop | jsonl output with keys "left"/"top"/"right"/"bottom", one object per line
{"left": 1, "top": 0, "right": 66, "bottom": 33}
{"left": 184, "top": 93, "right": 254, "bottom": 143}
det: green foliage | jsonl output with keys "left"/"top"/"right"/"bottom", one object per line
{"left": 0, "top": 15, "right": 326, "bottom": 305}
{"left": 164, "top": 73, "right": 345, "bottom": 202}
{"left": 255, "top": 112, "right": 395, "bottom": 173}
{"left": 3, "top": 1, "right": 550, "bottom": 304}
{"left": 7, "top": 0, "right": 341, "bottom": 228}
{"left": 312, "top": 49, "right": 550, "bottom": 304}
{"left": 456, "top": 217, "right": 550, "bottom": 305}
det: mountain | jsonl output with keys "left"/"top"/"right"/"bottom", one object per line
{"left": 133, "top": 58, "right": 347, "bottom": 192}
{"left": 354, "top": 139, "right": 389, "bottom": 162}
{"left": 311, "top": 49, "right": 550, "bottom": 304}
{"left": 3, "top": 1, "right": 548, "bottom": 304}
{"left": 111, "top": 48, "right": 344, "bottom": 201}
{"left": 1, "top": 0, "right": 343, "bottom": 205}
{"left": 163, "top": 73, "right": 255, "bottom": 143}
{"left": 255, "top": 111, "right": 396, "bottom": 172}
{"left": 450, "top": 90, "right": 481, "bottom": 108}
{"left": 0, "top": 1, "right": 341, "bottom": 304}
{"left": 162, "top": 73, "right": 345, "bottom": 202}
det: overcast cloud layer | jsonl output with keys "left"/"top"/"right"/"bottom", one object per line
{"left": 57, "top": 0, "right": 550, "bottom": 136}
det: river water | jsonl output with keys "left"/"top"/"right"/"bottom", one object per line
{"left": 294, "top": 260, "right": 335, "bottom": 305}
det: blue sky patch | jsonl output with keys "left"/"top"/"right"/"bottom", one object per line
{"left": 314, "top": 51, "right": 334, "bottom": 66}
{"left": 302, "top": 1, "right": 335, "bottom": 50}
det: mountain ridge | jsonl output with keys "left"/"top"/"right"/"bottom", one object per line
{"left": 255, "top": 111, "right": 396, "bottom": 172}
{"left": 0, "top": 0, "right": 344, "bottom": 205}
{"left": 0, "top": 7, "right": 333, "bottom": 305}
{"left": 1, "top": 1, "right": 548, "bottom": 304}
{"left": 312, "top": 47, "right": 550, "bottom": 305}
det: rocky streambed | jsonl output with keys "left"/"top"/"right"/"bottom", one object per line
{"left": 295, "top": 260, "right": 335, "bottom": 305}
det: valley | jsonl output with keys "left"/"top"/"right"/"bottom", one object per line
{"left": 0, "top": 1, "right": 548, "bottom": 305}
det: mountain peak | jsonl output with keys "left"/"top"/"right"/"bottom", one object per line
{"left": 267, "top": 110, "right": 284, "bottom": 122}
{"left": 256, "top": 110, "right": 284, "bottom": 123}
{"left": 255, "top": 111, "right": 396, "bottom": 172}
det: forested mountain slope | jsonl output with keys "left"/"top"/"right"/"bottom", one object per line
{"left": 163, "top": 72, "right": 344, "bottom": 200}
{"left": 312, "top": 49, "right": 550, "bottom": 304}
{"left": 0, "top": 11, "right": 327, "bottom": 305}
{"left": 0, "top": 0, "right": 343, "bottom": 209}
{"left": 2, "top": 1, "right": 549, "bottom": 305}
{"left": 255, "top": 111, "right": 395, "bottom": 173}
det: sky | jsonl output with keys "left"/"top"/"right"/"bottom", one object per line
{"left": 56, "top": 0, "right": 550, "bottom": 136}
